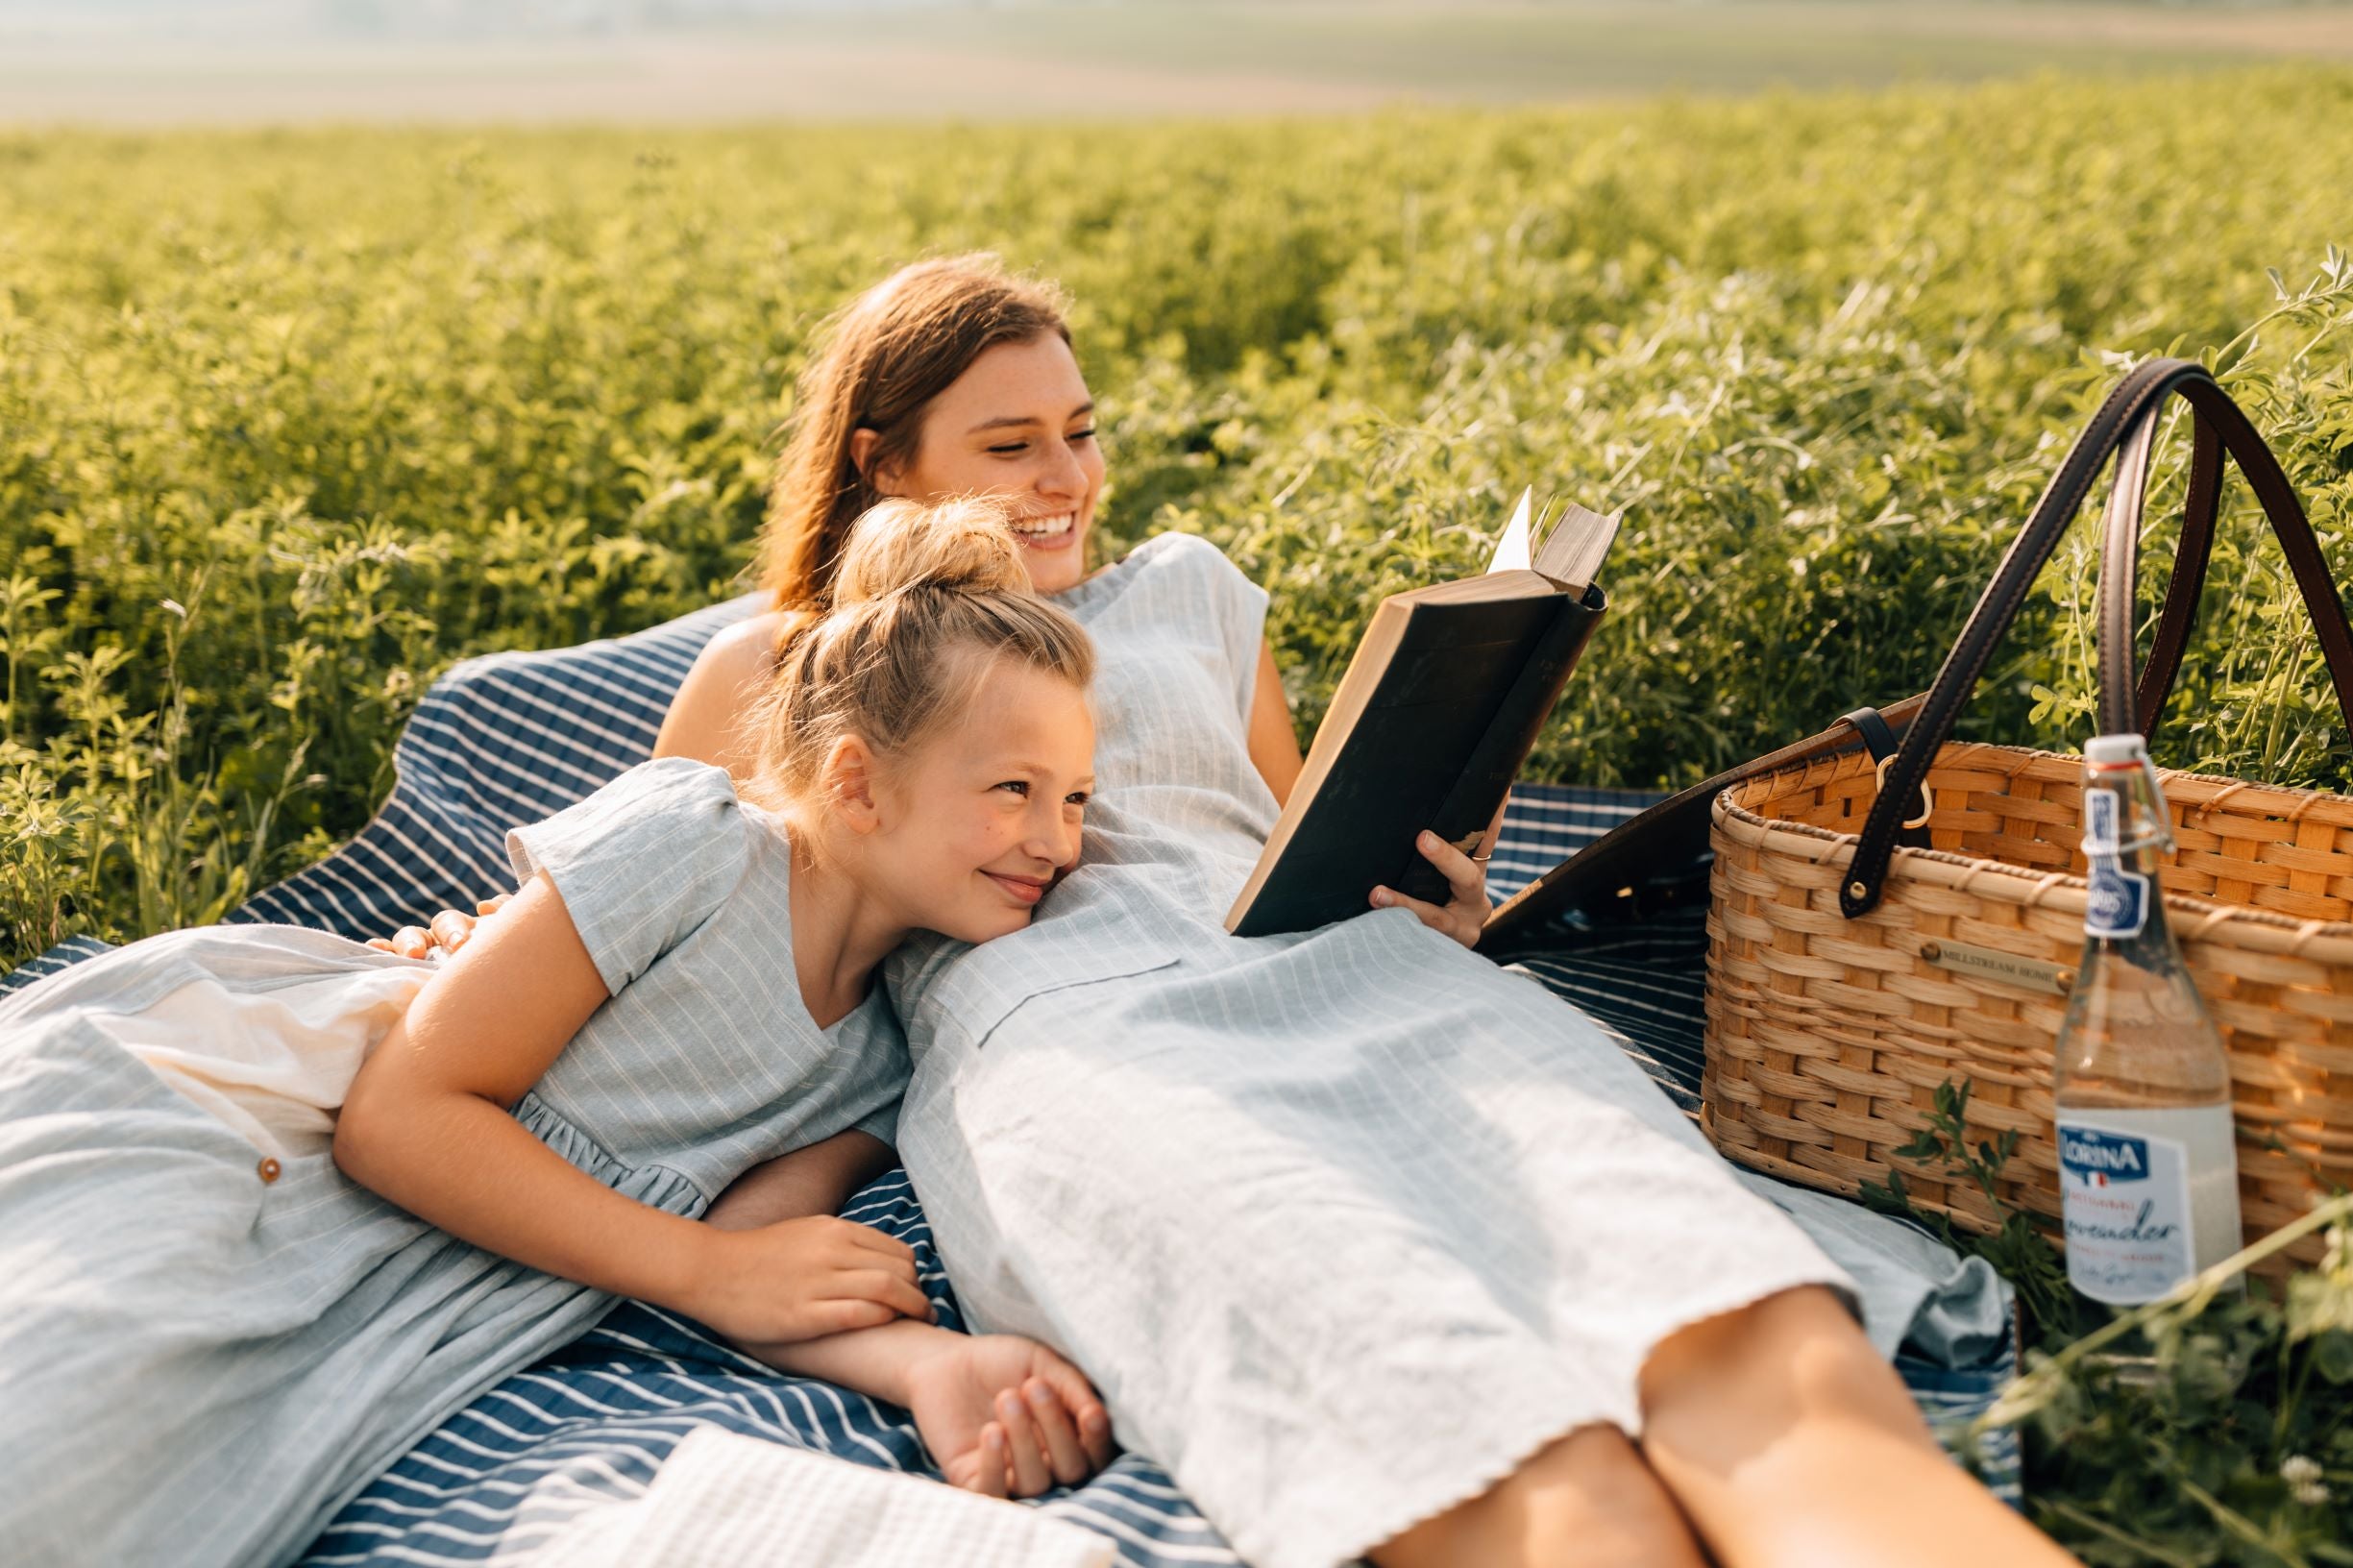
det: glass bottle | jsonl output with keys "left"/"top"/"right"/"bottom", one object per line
{"left": 2051, "top": 732, "right": 2243, "bottom": 1306}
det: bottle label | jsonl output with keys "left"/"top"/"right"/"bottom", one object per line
{"left": 2081, "top": 790, "right": 2148, "bottom": 939}
{"left": 2082, "top": 787, "right": 2123, "bottom": 854}
{"left": 2059, "top": 1118, "right": 2196, "bottom": 1303}
{"left": 2085, "top": 864, "right": 2149, "bottom": 939}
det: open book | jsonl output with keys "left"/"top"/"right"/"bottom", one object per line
{"left": 1224, "top": 491, "right": 1621, "bottom": 938}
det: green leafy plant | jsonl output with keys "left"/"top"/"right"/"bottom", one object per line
{"left": 1862, "top": 1080, "right": 2089, "bottom": 1348}
{"left": 1867, "top": 1078, "right": 2353, "bottom": 1564}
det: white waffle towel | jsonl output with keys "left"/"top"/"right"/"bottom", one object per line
{"left": 538, "top": 1428, "right": 1115, "bottom": 1568}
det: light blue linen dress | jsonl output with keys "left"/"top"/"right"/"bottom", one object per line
{"left": 890, "top": 533, "right": 2002, "bottom": 1568}
{"left": 0, "top": 759, "right": 905, "bottom": 1568}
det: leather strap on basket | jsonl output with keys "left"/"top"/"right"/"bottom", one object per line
{"left": 1839, "top": 706, "right": 1932, "bottom": 847}
{"left": 1840, "top": 358, "right": 2353, "bottom": 918}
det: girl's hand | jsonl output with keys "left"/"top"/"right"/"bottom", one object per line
{"left": 366, "top": 893, "right": 513, "bottom": 960}
{"left": 1368, "top": 828, "right": 1493, "bottom": 950}
{"left": 901, "top": 1335, "right": 1117, "bottom": 1497}
{"left": 690, "top": 1216, "right": 935, "bottom": 1345}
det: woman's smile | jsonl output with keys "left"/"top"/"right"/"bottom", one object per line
{"left": 1009, "top": 510, "right": 1080, "bottom": 560}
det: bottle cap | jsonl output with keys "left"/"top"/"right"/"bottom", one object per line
{"left": 2084, "top": 733, "right": 2146, "bottom": 765}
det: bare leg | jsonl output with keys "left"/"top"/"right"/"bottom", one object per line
{"left": 1638, "top": 1285, "right": 2075, "bottom": 1568}
{"left": 1370, "top": 1422, "right": 1708, "bottom": 1568}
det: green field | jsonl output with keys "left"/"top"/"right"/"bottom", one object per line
{"left": 7, "top": 65, "right": 2353, "bottom": 1552}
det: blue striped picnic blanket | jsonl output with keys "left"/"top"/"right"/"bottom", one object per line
{"left": 3, "top": 595, "right": 2019, "bottom": 1566}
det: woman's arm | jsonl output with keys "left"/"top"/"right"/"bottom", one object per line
{"left": 652, "top": 611, "right": 795, "bottom": 785}
{"left": 334, "top": 873, "right": 930, "bottom": 1342}
{"left": 702, "top": 1129, "right": 900, "bottom": 1232}
{"left": 1246, "top": 638, "right": 1305, "bottom": 806}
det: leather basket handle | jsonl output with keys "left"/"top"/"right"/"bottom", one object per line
{"left": 1840, "top": 359, "right": 2353, "bottom": 918}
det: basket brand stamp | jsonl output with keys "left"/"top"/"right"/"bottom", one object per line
{"left": 1917, "top": 939, "right": 2072, "bottom": 996}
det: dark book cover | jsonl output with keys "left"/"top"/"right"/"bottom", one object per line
{"left": 1226, "top": 496, "right": 1619, "bottom": 939}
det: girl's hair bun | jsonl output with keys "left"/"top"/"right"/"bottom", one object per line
{"left": 830, "top": 496, "right": 1033, "bottom": 608}
{"left": 749, "top": 496, "right": 1094, "bottom": 817}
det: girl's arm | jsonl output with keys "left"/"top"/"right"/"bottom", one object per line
{"left": 748, "top": 1320, "right": 1116, "bottom": 1497}
{"left": 1246, "top": 638, "right": 1305, "bottom": 805}
{"left": 334, "top": 872, "right": 931, "bottom": 1343}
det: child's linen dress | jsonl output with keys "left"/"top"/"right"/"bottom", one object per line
{"left": 888, "top": 533, "right": 1981, "bottom": 1568}
{"left": 0, "top": 759, "right": 904, "bottom": 1568}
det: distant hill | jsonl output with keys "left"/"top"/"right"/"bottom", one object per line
{"left": 6, "top": 1, "right": 2352, "bottom": 124}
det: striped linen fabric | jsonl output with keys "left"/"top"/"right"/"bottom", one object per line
{"left": 2, "top": 596, "right": 2022, "bottom": 1563}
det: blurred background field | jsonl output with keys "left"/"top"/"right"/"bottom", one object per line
{"left": 8, "top": 5, "right": 2353, "bottom": 1556}
{"left": 12, "top": 1, "right": 2353, "bottom": 120}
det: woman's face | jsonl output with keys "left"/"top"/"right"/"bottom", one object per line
{"left": 877, "top": 334, "right": 1106, "bottom": 597}
{"left": 867, "top": 653, "right": 1096, "bottom": 944}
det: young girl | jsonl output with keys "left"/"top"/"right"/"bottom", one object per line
{"left": 0, "top": 499, "right": 1115, "bottom": 1568}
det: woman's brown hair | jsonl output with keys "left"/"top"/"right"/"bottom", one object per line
{"left": 759, "top": 254, "right": 1072, "bottom": 613}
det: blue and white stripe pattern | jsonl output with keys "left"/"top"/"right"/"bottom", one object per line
{"left": 230, "top": 597, "right": 763, "bottom": 941}
{"left": 302, "top": 1171, "right": 1242, "bottom": 1568}
{"left": 3, "top": 596, "right": 2023, "bottom": 1563}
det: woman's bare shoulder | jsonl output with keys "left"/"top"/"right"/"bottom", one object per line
{"left": 654, "top": 608, "right": 797, "bottom": 774}
{"left": 704, "top": 610, "right": 794, "bottom": 671}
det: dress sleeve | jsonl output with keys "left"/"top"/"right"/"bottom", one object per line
{"left": 505, "top": 757, "right": 750, "bottom": 997}
{"left": 851, "top": 1098, "right": 900, "bottom": 1148}
{"left": 1153, "top": 531, "right": 1270, "bottom": 727}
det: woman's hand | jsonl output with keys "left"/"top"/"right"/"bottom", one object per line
{"left": 1368, "top": 828, "right": 1493, "bottom": 950}
{"left": 366, "top": 893, "right": 512, "bottom": 960}
{"left": 689, "top": 1216, "right": 935, "bottom": 1345}
{"left": 901, "top": 1334, "right": 1117, "bottom": 1497}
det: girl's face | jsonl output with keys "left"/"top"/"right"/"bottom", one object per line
{"left": 876, "top": 334, "right": 1106, "bottom": 597}
{"left": 865, "top": 654, "right": 1096, "bottom": 944}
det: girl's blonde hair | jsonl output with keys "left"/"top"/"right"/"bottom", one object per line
{"left": 759, "top": 254, "right": 1073, "bottom": 615}
{"left": 748, "top": 496, "right": 1094, "bottom": 812}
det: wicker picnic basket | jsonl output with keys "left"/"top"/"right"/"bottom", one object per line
{"left": 1701, "top": 360, "right": 2353, "bottom": 1265}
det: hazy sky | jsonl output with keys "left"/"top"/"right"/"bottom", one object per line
{"left": 7, "top": 2, "right": 2345, "bottom": 127}
{"left": 0, "top": 0, "right": 938, "bottom": 36}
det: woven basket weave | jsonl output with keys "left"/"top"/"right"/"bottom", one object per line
{"left": 1703, "top": 740, "right": 2353, "bottom": 1265}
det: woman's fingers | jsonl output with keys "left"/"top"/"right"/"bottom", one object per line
{"left": 1368, "top": 885, "right": 1463, "bottom": 938}
{"left": 1366, "top": 828, "right": 1491, "bottom": 949}
{"left": 475, "top": 893, "right": 514, "bottom": 917}
{"left": 1034, "top": 1354, "right": 1116, "bottom": 1469}
{"left": 1415, "top": 829, "right": 1486, "bottom": 904}
{"left": 1078, "top": 1401, "right": 1115, "bottom": 1468}
{"left": 993, "top": 1389, "right": 1053, "bottom": 1496}
{"left": 1021, "top": 1376, "right": 1093, "bottom": 1485}
{"left": 429, "top": 909, "right": 479, "bottom": 954}
{"left": 387, "top": 926, "right": 432, "bottom": 960}
{"left": 970, "top": 1426, "right": 1011, "bottom": 1496}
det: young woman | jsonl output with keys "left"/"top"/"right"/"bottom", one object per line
{"left": 0, "top": 501, "right": 1117, "bottom": 1568}
{"left": 407, "top": 257, "right": 2078, "bottom": 1568}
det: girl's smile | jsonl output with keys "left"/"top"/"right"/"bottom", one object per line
{"left": 983, "top": 870, "right": 1051, "bottom": 907}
